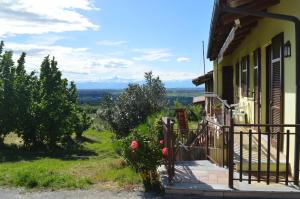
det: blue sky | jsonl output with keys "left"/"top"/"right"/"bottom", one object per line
{"left": 0, "top": 0, "right": 214, "bottom": 88}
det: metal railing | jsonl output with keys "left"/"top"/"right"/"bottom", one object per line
{"left": 204, "top": 94, "right": 300, "bottom": 187}
{"left": 162, "top": 117, "right": 175, "bottom": 184}
{"left": 228, "top": 123, "right": 300, "bottom": 187}
{"left": 204, "top": 93, "right": 232, "bottom": 167}
{"left": 205, "top": 92, "right": 231, "bottom": 126}
{"left": 205, "top": 118, "right": 230, "bottom": 167}
{"left": 161, "top": 117, "right": 208, "bottom": 184}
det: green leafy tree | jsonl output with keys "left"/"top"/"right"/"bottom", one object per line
{"left": 14, "top": 53, "right": 41, "bottom": 146}
{"left": 39, "top": 56, "right": 69, "bottom": 146}
{"left": 0, "top": 51, "right": 15, "bottom": 143}
{"left": 68, "top": 81, "right": 91, "bottom": 139}
{"left": 0, "top": 41, "right": 90, "bottom": 147}
{"left": 143, "top": 71, "right": 166, "bottom": 112}
{"left": 98, "top": 72, "right": 166, "bottom": 137}
{"left": 0, "top": 41, "right": 4, "bottom": 62}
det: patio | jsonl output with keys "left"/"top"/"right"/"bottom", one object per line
{"left": 159, "top": 160, "right": 300, "bottom": 198}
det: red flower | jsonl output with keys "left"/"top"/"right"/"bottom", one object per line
{"left": 159, "top": 139, "right": 164, "bottom": 145}
{"left": 130, "top": 140, "right": 139, "bottom": 150}
{"left": 162, "top": 147, "right": 168, "bottom": 157}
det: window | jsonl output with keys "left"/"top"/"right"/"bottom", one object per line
{"left": 253, "top": 48, "right": 261, "bottom": 92}
{"left": 241, "top": 55, "right": 249, "bottom": 97}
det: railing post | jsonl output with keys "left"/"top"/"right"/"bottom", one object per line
{"left": 222, "top": 127, "right": 225, "bottom": 167}
{"left": 222, "top": 103, "right": 225, "bottom": 125}
{"left": 206, "top": 124, "right": 209, "bottom": 159}
{"left": 228, "top": 109, "right": 234, "bottom": 189}
{"left": 167, "top": 118, "right": 172, "bottom": 184}
{"left": 294, "top": 126, "right": 300, "bottom": 185}
{"left": 171, "top": 120, "right": 175, "bottom": 178}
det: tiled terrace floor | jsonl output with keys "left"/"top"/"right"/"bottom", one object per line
{"left": 158, "top": 160, "right": 300, "bottom": 198}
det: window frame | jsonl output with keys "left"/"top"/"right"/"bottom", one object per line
{"left": 241, "top": 55, "right": 250, "bottom": 97}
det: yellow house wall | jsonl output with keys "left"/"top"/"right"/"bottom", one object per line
{"left": 212, "top": 0, "right": 300, "bottom": 173}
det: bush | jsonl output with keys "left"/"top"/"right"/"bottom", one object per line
{"left": 187, "top": 104, "right": 202, "bottom": 122}
{"left": 97, "top": 72, "right": 166, "bottom": 137}
{"left": 120, "top": 113, "right": 165, "bottom": 191}
{"left": 121, "top": 131, "right": 163, "bottom": 191}
{"left": 74, "top": 112, "right": 92, "bottom": 139}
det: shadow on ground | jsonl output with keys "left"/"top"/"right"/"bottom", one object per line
{"left": 0, "top": 138, "right": 98, "bottom": 163}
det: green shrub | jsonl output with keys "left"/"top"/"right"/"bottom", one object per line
{"left": 97, "top": 72, "right": 166, "bottom": 137}
{"left": 187, "top": 104, "right": 202, "bottom": 122}
{"left": 121, "top": 130, "right": 163, "bottom": 191}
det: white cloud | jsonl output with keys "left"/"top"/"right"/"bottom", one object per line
{"left": 5, "top": 42, "right": 195, "bottom": 83}
{"left": 5, "top": 42, "right": 148, "bottom": 82}
{"left": 177, "top": 57, "right": 190, "bottom": 63}
{"left": 133, "top": 48, "right": 172, "bottom": 62}
{"left": 0, "top": 0, "right": 99, "bottom": 37}
{"left": 151, "top": 70, "right": 195, "bottom": 81}
{"left": 97, "top": 40, "right": 128, "bottom": 46}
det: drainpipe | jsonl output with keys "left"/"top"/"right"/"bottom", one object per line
{"left": 220, "top": 5, "right": 300, "bottom": 186}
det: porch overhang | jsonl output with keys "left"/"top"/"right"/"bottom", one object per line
{"left": 207, "top": 0, "right": 280, "bottom": 61}
{"left": 192, "top": 71, "right": 213, "bottom": 86}
{"left": 193, "top": 96, "right": 205, "bottom": 105}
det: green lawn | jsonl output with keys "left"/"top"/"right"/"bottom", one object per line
{"left": 0, "top": 129, "right": 142, "bottom": 190}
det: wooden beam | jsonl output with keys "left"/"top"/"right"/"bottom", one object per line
{"left": 221, "top": 0, "right": 280, "bottom": 25}
{"left": 240, "top": 16, "right": 260, "bottom": 27}
{"left": 227, "top": 0, "right": 254, "bottom": 8}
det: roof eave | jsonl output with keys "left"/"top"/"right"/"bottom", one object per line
{"left": 207, "top": 0, "right": 223, "bottom": 60}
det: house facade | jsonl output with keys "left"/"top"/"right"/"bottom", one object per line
{"left": 203, "top": 0, "right": 300, "bottom": 185}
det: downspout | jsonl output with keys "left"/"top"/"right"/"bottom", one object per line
{"left": 220, "top": 5, "right": 300, "bottom": 186}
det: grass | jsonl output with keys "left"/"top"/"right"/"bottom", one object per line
{"left": 0, "top": 129, "right": 142, "bottom": 190}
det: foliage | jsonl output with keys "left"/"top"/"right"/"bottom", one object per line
{"left": 97, "top": 72, "right": 166, "bottom": 137}
{"left": 122, "top": 133, "right": 162, "bottom": 172}
{"left": 74, "top": 112, "right": 92, "bottom": 139}
{"left": 120, "top": 113, "right": 164, "bottom": 191}
{"left": 0, "top": 41, "right": 91, "bottom": 148}
{"left": 0, "top": 129, "right": 142, "bottom": 189}
{"left": 186, "top": 104, "right": 202, "bottom": 122}
{"left": 0, "top": 50, "right": 16, "bottom": 143}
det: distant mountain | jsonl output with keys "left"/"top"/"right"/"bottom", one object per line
{"left": 76, "top": 79, "right": 203, "bottom": 89}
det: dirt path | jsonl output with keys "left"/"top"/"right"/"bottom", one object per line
{"left": 0, "top": 188, "right": 162, "bottom": 199}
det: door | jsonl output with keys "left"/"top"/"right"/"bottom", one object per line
{"left": 222, "top": 66, "right": 234, "bottom": 105}
{"left": 269, "top": 33, "right": 284, "bottom": 143}
{"left": 253, "top": 48, "right": 261, "bottom": 125}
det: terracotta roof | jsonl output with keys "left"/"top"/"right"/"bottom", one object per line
{"left": 192, "top": 71, "right": 213, "bottom": 86}
{"left": 193, "top": 96, "right": 205, "bottom": 104}
{"left": 207, "top": 0, "right": 280, "bottom": 60}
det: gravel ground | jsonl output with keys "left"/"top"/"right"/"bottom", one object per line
{"left": 0, "top": 188, "right": 163, "bottom": 199}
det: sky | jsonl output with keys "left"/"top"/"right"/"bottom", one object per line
{"left": 0, "top": 0, "right": 214, "bottom": 89}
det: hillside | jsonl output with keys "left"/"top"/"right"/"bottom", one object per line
{"left": 78, "top": 88, "right": 204, "bottom": 106}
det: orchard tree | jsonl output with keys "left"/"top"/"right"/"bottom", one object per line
{"left": 0, "top": 51, "right": 15, "bottom": 142}
{"left": 14, "top": 53, "right": 41, "bottom": 146}
{"left": 0, "top": 41, "right": 91, "bottom": 147}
